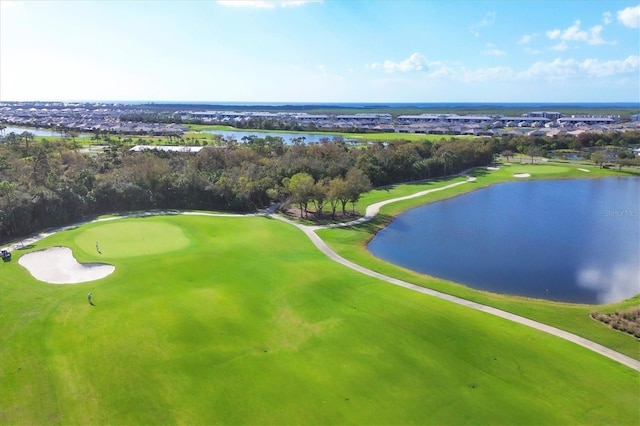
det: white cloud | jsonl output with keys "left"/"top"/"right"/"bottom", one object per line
{"left": 550, "top": 41, "right": 568, "bottom": 51}
{"left": 367, "top": 52, "right": 429, "bottom": 73}
{"left": 482, "top": 49, "right": 506, "bottom": 56}
{"left": 547, "top": 20, "right": 587, "bottom": 41}
{"left": 603, "top": 11, "right": 613, "bottom": 25}
{"left": 517, "top": 33, "right": 537, "bottom": 44}
{"left": 546, "top": 20, "right": 610, "bottom": 46}
{"left": 588, "top": 25, "right": 606, "bottom": 45}
{"left": 217, "top": 0, "right": 321, "bottom": 9}
{"left": 371, "top": 55, "right": 639, "bottom": 85}
{"left": 470, "top": 11, "right": 496, "bottom": 36}
{"left": 617, "top": 5, "right": 640, "bottom": 28}
{"left": 580, "top": 55, "right": 640, "bottom": 77}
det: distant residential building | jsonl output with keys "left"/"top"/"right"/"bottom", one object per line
{"left": 525, "top": 111, "right": 563, "bottom": 120}
{"left": 557, "top": 116, "right": 618, "bottom": 127}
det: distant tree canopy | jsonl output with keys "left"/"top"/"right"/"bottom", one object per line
{"left": 1, "top": 130, "right": 637, "bottom": 242}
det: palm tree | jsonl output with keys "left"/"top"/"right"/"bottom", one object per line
{"left": 20, "top": 131, "right": 34, "bottom": 155}
{"left": 440, "top": 151, "right": 457, "bottom": 176}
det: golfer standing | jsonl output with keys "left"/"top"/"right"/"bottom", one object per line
{"left": 88, "top": 292, "right": 94, "bottom": 306}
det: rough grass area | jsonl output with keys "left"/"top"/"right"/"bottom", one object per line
{"left": 592, "top": 307, "right": 640, "bottom": 338}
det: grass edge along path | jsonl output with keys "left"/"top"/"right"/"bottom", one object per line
{"left": 271, "top": 172, "right": 640, "bottom": 372}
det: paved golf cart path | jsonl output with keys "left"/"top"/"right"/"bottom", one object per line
{"left": 272, "top": 177, "right": 640, "bottom": 372}
{"left": 2, "top": 178, "right": 638, "bottom": 371}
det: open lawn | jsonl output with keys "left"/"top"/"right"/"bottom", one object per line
{"left": 1, "top": 212, "right": 638, "bottom": 425}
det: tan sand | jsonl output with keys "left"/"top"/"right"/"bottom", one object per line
{"left": 514, "top": 173, "right": 531, "bottom": 178}
{"left": 18, "top": 246, "right": 115, "bottom": 284}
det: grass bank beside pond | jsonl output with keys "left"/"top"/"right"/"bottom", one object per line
{"left": 319, "top": 162, "right": 640, "bottom": 360}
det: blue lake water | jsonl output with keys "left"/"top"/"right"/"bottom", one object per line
{"left": 367, "top": 178, "right": 640, "bottom": 304}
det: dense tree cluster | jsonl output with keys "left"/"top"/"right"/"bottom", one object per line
{"left": 0, "top": 135, "right": 498, "bottom": 242}
{"left": 1, "top": 129, "right": 637, "bottom": 243}
{"left": 496, "top": 131, "right": 640, "bottom": 158}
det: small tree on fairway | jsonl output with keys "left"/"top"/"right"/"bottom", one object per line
{"left": 286, "top": 172, "right": 315, "bottom": 218}
{"left": 591, "top": 151, "right": 606, "bottom": 168}
{"left": 345, "top": 168, "right": 372, "bottom": 214}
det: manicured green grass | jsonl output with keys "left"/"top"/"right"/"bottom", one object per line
{"left": 1, "top": 213, "right": 638, "bottom": 424}
{"left": 0, "top": 216, "right": 640, "bottom": 424}
{"left": 323, "top": 162, "right": 640, "bottom": 361}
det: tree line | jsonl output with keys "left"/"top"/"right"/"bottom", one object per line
{"left": 0, "top": 134, "right": 498, "bottom": 242}
{"left": 1, "top": 130, "right": 638, "bottom": 243}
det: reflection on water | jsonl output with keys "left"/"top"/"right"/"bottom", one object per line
{"left": 577, "top": 262, "right": 640, "bottom": 304}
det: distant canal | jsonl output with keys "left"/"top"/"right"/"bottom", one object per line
{"left": 368, "top": 178, "right": 640, "bottom": 304}
{"left": 200, "top": 129, "right": 356, "bottom": 144}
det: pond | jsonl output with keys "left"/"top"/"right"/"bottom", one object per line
{"left": 0, "top": 126, "right": 89, "bottom": 138}
{"left": 367, "top": 178, "right": 640, "bottom": 304}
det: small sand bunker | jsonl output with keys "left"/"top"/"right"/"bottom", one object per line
{"left": 578, "top": 168, "right": 590, "bottom": 172}
{"left": 514, "top": 173, "right": 531, "bottom": 178}
{"left": 19, "top": 247, "right": 115, "bottom": 284}
{"left": 487, "top": 166, "right": 500, "bottom": 170}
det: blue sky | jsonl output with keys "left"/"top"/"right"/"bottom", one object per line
{"left": 1, "top": 0, "right": 639, "bottom": 103}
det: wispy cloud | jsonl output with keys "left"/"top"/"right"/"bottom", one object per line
{"left": 470, "top": 12, "right": 495, "bottom": 37}
{"left": 517, "top": 33, "right": 537, "bottom": 45}
{"left": 603, "top": 11, "right": 613, "bottom": 25}
{"left": 617, "top": 5, "right": 640, "bottom": 28}
{"left": 522, "top": 55, "right": 640, "bottom": 80}
{"left": 546, "top": 20, "right": 609, "bottom": 46}
{"left": 482, "top": 44, "right": 506, "bottom": 56}
{"left": 372, "top": 55, "right": 639, "bottom": 84}
{"left": 217, "top": 0, "right": 322, "bottom": 9}
{"left": 366, "top": 52, "right": 429, "bottom": 73}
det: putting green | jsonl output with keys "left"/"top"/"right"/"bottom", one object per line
{"left": 74, "top": 219, "right": 190, "bottom": 258}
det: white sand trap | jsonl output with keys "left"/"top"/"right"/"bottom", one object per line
{"left": 487, "top": 166, "right": 500, "bottom": 170}
{"left": 19, "top": 247, "right": 115, "bottom": 284}
{"left": 578, "top": 168, "right": 590, "bottom": 172}
{"left": 514, "top": 173, "right": 531, "bottom": 178}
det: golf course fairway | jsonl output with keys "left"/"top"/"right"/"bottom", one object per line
{"left": 1, "top": 214, "right": 638, "bottom": 425}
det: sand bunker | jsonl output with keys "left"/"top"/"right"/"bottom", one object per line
{"left": 487, "top": 166, "right": 500, "bottom": 170}
{"left": 514, "top": 173, "right": 531, "bottom": 178}
{"left": 578, "top": 168, "right": 590, "bottom": 172}
{"left": 18, "top": 247, "right": 115, "bottom": 284}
